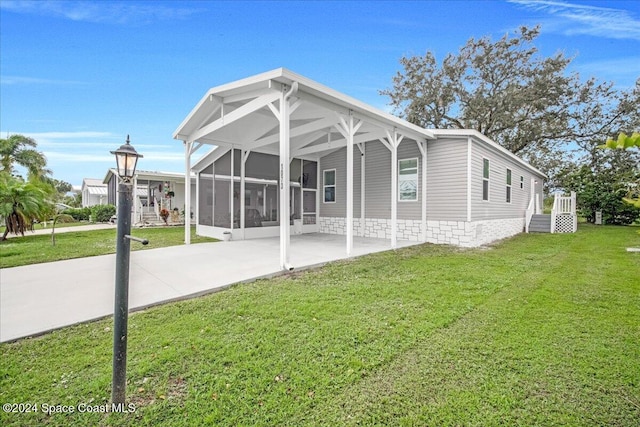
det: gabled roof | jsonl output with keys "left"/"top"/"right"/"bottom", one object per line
{"left": 102, "top": 169, "right": 196, "bottom": 185}
{"left": 173, "top": 68, "right": 434, "bottom": 159}
{"left": 82, "top": 178, "right": 106, "bottom": 188}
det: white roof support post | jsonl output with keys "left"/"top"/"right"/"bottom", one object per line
{"left": 336, "top": 110, "right": 363, "bottom": 257}
{"left": 230, "top": 146, "right": 234, "bottom": 234}
{"left": 345, "top": 114, "right": 354, "bottom": 256}
{"left": 357, "top": 143, "right": 365, "bottom": 237}
{"left": 184, "top": 140, "right": 192, "bottom": 245}
{"left": 240, "top": 150, "right": 249, "bottom": 240}
{"left": 385, "top": 129, "right": 403, "bottom": 250}
{"left": 197, "top": 164, "right": 202, "bottom": 229}
{"left": 391, "top": 139, "right": 398, "bottom": 249}
{"left": 417, "top": 140, "right": 427, "bottom": 242}
{"left": 278, "top": 83, "right": 297, "bottom": 270}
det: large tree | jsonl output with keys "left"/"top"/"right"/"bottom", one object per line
{"left": 0, "top": 134, "right": 51, "bottom": 179}
{"left": 381, "top": 26, "right": 639, "bottom": 181}
{"left": 558, "top": 142, "right": 640, "bottom": 225}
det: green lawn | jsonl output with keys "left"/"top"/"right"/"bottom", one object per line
{"left": 1, "top": 225, "right": 638, "bottom": 426}
{"left": 0, "top": 226, "right": 217, "bottom": 268}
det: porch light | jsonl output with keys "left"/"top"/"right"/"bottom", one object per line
{"left": 111, "top": 135, "right": 143, "bottom": 181}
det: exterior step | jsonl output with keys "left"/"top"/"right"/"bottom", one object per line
{"left": 529, "top": 214, "right": 551, "bottom": 233}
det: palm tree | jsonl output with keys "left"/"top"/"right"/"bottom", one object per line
{"left": 0, "top": 134, "right": 51, "bottom": 179}
{"left": 0, "top": 174, "right": 50, "bottom": 241}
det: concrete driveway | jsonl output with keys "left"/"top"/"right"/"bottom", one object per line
{"left": 0, "top": 234, "right": 418, "bottom": 342}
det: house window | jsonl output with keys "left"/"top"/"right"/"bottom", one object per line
{"left": 506, "top": 168, "right": 512, "bottom": 203}
{"left": 323, "top": 169, "right": 336, "bottom": 203}
{"left": 482, "top": 158, "right": 490, "bottom": 201}
{"left": 520, "top": 175, "right": 524, "bottom": 189}
{"left": 398, "top": 158, "right": 418, "bottom": 201}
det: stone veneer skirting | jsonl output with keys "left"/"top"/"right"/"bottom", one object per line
{"left": 319, "top": 216, "right": 525, "bottom": 247}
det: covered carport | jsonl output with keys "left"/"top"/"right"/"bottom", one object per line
{"left": 173, "top": 68, "right": 433, "bottom": 270}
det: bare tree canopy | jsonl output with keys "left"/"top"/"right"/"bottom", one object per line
{"left": 381, "top": 26, "right": 639, "bottom": 177}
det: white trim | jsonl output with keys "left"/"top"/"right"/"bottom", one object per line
{"left": 322, "top": 168, "right": 336, "bottom": 203}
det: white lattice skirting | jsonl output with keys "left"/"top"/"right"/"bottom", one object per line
{"left": 554, "top": 214, "right": 577, "bottom": 233}
{"left": 319, "top": 216, "right": 525, "bottom": 247}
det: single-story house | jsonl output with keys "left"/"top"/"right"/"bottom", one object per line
{"left": 173, "top": 68, "right": 546, "bottom": 269}
{"left": 104, "top": 169, "right": 196, "bottom": 225}
{"left": 81, "top": 178, "right": 108, "bottom": 207}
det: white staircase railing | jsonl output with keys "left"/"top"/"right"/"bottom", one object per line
{"left": 551, "top": 191, "right": 577, "bottom": 233}
{"left": 525, "top": 197, "right": 535, "bottom": 233}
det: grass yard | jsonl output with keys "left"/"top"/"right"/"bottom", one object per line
{"left": 1, "top": 225, "right": 638, "bottom": 426}
{"left": 0, "top": 226, "right": 217, "bottom": 268}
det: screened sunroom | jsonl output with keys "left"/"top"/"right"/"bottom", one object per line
{"left": 194, "top": 147, "right": 319, "bottom": 240}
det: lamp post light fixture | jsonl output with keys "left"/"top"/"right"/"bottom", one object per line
{"left": 110, "top": 135, "right": 145, "bottom": 405}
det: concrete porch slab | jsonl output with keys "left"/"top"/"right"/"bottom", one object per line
{"left": 0, "top": 234, "right": 419, "bottom": 343}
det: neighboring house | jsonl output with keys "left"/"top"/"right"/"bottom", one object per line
{"left": 81, "top": 178, "right": 108, "bottom": 207}
{"left": 173, "top": 68, "right": 549, "bottom": 269}
{"left": 104, "top": 169, "right": 196, "bottom": 225}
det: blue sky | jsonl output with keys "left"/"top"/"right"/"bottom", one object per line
{"left": 1, "top": 0, "right": 639, "bottom": 188}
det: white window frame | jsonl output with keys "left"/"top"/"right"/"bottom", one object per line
{"left": 506, "top": 168, "right": 512, "bottom": 204}
{"left": 482, "top": 158, "right": 490, "bottom": 201}
{"left": 323, "top": 169, "right": 336, "bottom": 204}
{"left": 398, "top": 157, "right": 418, "bottom": 202}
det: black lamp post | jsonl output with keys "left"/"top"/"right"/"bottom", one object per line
{"left": 110, "top": 135, "right": 144, "bottom": 404}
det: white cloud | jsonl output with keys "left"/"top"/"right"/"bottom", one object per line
{"left": 44, "top": 152, "right": 114, "bottom": 162}
{"left": 0, "top": 75, "right": 87, "bottom": 85}
{"left": 510, "top": 0, "right": 640, "bottom": 40}
{"left": 0, "top": 0, "right": 200, "bottom": 25}
{"left": 20, "top": 131, "right": 115, "bottom": 139}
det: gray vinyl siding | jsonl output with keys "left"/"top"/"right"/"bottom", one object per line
{"left": 318, "top": 146, "right": 362, "bottom": 218}
{"left": 426, "top": 138, "right": 468, "bottom": 221}
{"left": 319, "top": 139, "right": 423, "bottom": 221}
{"left": 319, "top": 148, "right": 346, "bottom": 217}
{"left": 363, "top": 139, "right": 424, "bottom": 220}
{"left": 470, "top": 139, "right": 544, "bottom": 221}
{"left": 363, "top": 141, "right": 391, "bottom": 219}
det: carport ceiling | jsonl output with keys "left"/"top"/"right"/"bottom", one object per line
{"left": 173, "top": 68, "right": 433, "bottom": 159}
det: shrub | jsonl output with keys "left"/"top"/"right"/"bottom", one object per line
{"left": 62, "top": 207, "right": 91, "bottom": 221}
{"left": 91, "top": 204, "right": 116, "bottom": 222}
